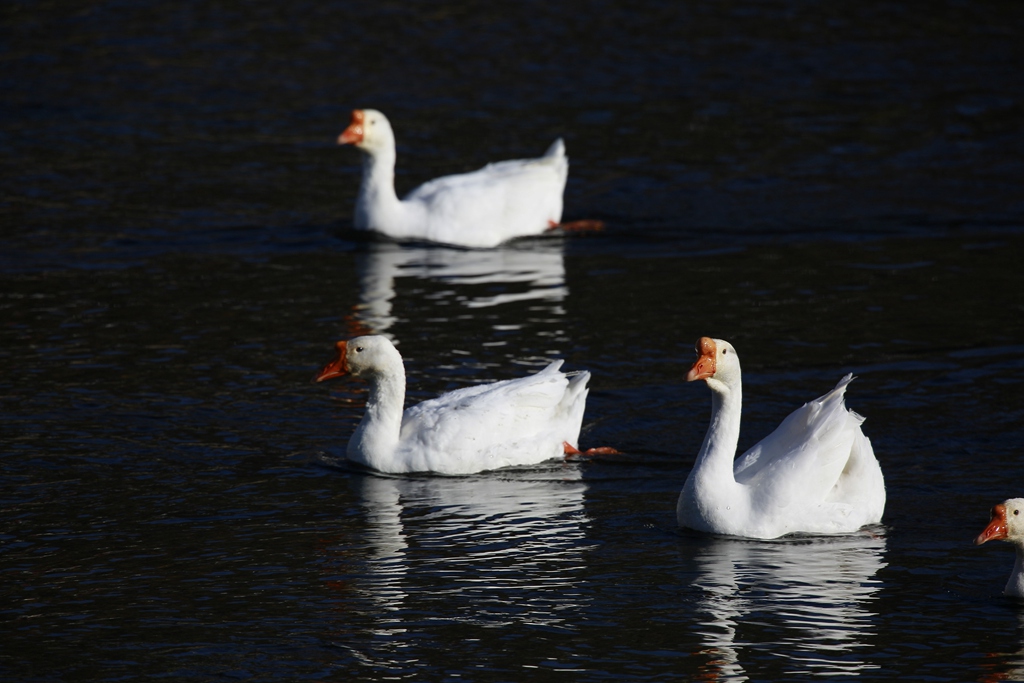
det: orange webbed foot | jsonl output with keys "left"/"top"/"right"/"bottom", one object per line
{"left": 563, "top": 442, "right": 621, "bottom": 458}
{"left": 547, "top": 219, "right": 606, "bottom": 232}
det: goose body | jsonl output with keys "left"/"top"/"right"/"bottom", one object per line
{"left": 976, "top": 498, "right": 1024, "bottom": 597}
{"left": 314, "top": 335, "right": 590, "bottom": 475}
{"left": 338, "top": 109, "right": 568, "bottom": 248}
{"left": 678, "top": 337, "right": 886, "bottom": 539}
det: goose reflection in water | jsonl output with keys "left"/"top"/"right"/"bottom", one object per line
{"left": 691, "top": 532, "right": 886, "bottom": 680}
{"left": 977, "top": 611, "right": 1024, "bottom": 683}
{"left": 348, "top": 238, "right": 568, "bottom": 338}
{"left": 343, "top": 464, "right": 591, "bottom": 638}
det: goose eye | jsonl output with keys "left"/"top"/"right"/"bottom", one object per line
{"left": 723, "top": 349, "right": 728, "bottom": 354}
{"left": 355, "top": 346, "right": 364, "bottom": 353}
{"left": 1015, "top": 509, "right": 1020, "bottom": 516}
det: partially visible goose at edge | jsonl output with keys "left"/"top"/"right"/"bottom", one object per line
{"left": 337, "top": 109, "right": 602, "bottom": 248}
{"left": 976, "top": 498, "right": 1024, "bottom": 597}
{"left": 677, "top": 337, "right": 886, "bottom": 539}
{"left": 313, "top": 335, "right": 616, "bottom": 475}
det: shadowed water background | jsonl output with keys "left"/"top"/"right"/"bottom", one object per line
{"left": 2, "top": 1, "right": 1024, "bottom": 681}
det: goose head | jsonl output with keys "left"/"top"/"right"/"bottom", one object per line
{"left": 314, "top": 335, "right": 403, "bottom": 383}
{"left": 337, "top": 109, "right": 395, "bottom": 154}
{"left": 685, "top": 337, "right": 741, "bottom": 392}
{"left": 976, "top": 498, "right": 1024, "bottom": 546}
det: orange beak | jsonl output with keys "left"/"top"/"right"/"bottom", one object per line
{"left": 686, "top": 337, "right": 717, "bottom": 382}
{"left": 314, "top": 341, "right": 350, "bottom": 383}
{"left": 338, "top": 109, "right": 365, "bottom": 145}
{"left": 975, "top": 503, "right": 1009, "bottom": 545}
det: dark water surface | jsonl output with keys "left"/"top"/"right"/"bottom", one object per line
{"left": 3, "top": 1, "right": 1024, "bottom": 681}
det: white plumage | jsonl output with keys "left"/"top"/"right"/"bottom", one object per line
{"left": 314, "top": 335, "right": 590, "bottom": 475}
{"left": 338, "top": 109, "right": 568, "bottom": 248}
{"left": 677, "top": 337, "right": 886, "bottom": 539}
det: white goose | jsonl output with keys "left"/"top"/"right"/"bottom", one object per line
{"left": 314, "top": 335, "right": 609, "bottom": 474}
{"left": 338, "top": 109, "right": 593, "bottom": 249}
{"left": 678, "top": 337, "right": 886, "bottom": 539}
{"left": 975, "top": 498, "right": 1024, "bottom": 597}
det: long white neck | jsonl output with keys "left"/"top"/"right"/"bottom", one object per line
{"left": 347, "top": 366, "right": 406, "bottom": 472}
{"left": 354, "top": 142, "right": 404, "bottom": 235}
{"left": 693, "top": 378, "right": 743, "bottom": 490}
{"left": 1007, "top": 542, "right": 1024, "bottom": 598}
{"left": 680, "top": 376, "right": 744, "bottom": 530}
